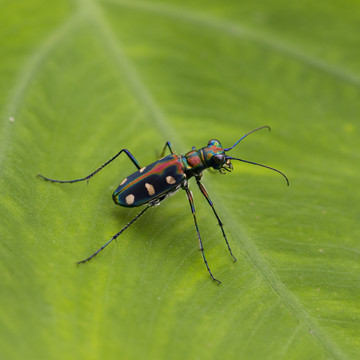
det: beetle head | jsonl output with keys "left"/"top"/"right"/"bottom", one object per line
{"left": 204, "top": 139, "right": 233, "bottom": 172}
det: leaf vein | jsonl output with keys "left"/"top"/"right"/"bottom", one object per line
{"left": 105, "top": 0, "right": 360, "bottom": 87}
{"left": 0, "top": 12, "right": 83, "bottom": 171}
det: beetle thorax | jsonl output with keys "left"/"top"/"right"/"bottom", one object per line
{"left": 182, "top": 150, "right": 206, "bottom": 176}
{"left": 181, "top": 140, "right": 228, "bottom": 178}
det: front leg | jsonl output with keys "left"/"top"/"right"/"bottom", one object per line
{"left": 196, "top": 178, "right": 236, "bottom": 262}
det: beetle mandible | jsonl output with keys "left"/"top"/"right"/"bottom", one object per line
{"left": 38, "top": 126, "right": 289, "bottom": 284}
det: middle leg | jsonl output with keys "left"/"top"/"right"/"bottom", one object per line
{"left": 184, "top": 185, "right": 221, "bottom": 284}
{"left": 160, "top": 141, "right": 177, "bottom": 157}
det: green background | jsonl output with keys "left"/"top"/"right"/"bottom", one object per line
{"left": 1, "top": 0, "right": 359, "bottom": 359}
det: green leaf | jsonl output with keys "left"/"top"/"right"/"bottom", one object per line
{"left": 1, "top": 0, "right": 359, "bottom": 359}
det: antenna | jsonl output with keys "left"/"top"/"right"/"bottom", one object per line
{"left": 226, "top": 156, "right": 289, "bottom": 186}
{"left": 224, "top": 126, "right": 270, "bottom": 152}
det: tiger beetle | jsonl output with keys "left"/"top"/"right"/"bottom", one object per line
{"left": 38, "top": 126, "right": 288, "bottom": 284}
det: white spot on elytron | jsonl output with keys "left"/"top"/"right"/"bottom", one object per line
{"left": 166, "top": 176, "right": 176, "bottom": 184}
{"left": 139, "top": 167, "right": 146, "bottom": 173}
{"left": 145, "top": 183, "right": 155, "bottom": 196}
{"left": 9, "top": 117, "right": 14, "bottom": 122}
{"left": 125, "top": 194, "right": 135, "bottom": 205}
{"left": 120, "top": 177, "right": 127, "bottom": 185}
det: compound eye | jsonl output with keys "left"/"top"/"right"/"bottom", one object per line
{"left": 213, "top": 153, "right": 225, "bottom": 164}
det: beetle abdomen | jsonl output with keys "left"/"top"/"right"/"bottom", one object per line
{"left": 113, "top": 154, "right": 185, "bottom": 207}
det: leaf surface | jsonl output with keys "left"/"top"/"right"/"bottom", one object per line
{"left": 1, "top": 1, "right": 360, "bottom": 359}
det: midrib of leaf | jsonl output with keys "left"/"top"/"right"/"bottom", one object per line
{"left": 78, "top": 0, "right": 349, "bottom": 359}
{"left": 0, "top": 9, "right": 83, "bottom": 173}
{"left": 104, "top": 0, "right": 360, "bottom": 89}
{"left": 77, "top": 0, "right": 178, "bottom": 143}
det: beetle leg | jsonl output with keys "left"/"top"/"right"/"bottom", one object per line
{"left": 38, "top": 148, "right": 141, "bottom": 184}
{"left": 184, "top": 185, "right": 221, "bottom": 284}
{"left": 196, "top": 179, "right": 237, "bottom": 262}
{"left": 77, "top": 204, "right": 151, "bottom": 264}
{"left": 160, "top": 141, "right": 177, "bottom": 157}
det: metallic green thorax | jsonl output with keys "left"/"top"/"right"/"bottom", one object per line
{"left": 181, "top": 139, "right": 232, "bottom": 177}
